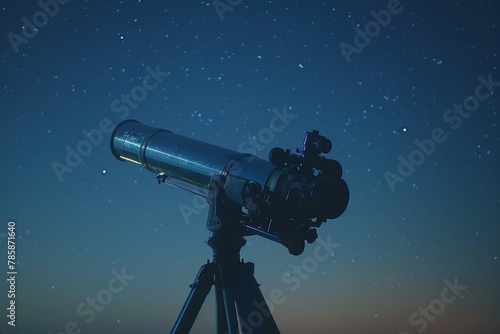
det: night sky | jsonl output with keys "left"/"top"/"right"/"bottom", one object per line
{"left": 1, "top": 1, "right": 499, "bottom": 333}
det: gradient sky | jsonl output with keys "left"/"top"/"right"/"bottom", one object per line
{"left": 1, "top": 1, "right": 499, "bottom": 333}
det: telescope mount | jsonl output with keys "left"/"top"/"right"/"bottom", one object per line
{"left": 170, "top": 178, "right": 280, "bottom": 334}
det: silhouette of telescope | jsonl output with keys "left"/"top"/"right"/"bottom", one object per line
{"left": 111, "top": 120, "right": 349, "bottom": 255}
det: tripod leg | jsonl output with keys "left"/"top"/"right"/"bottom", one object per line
{"left": 233, "top": 262, "right": 280, "bottom": 334}
{"left": 170, "top": 263, "right": 216, "bottom": 334}
{"left": 249, "top": 278, "right": 280, "bottom": 333}
{"left": 214, "top": 272, "right": 228, "bottom": 334}
{"left": 219, "top": 265, "right": 241, "bottom": 334}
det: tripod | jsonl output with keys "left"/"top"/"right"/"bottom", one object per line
{"left": 170, "top": 180, "right": 280, "bottom": 334}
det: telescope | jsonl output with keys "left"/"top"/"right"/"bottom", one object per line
{"left": 111, "top": 120, "right": 349, "bottom": 333}
{"left": 111, "top": 120, "right": 349, "bottom": 255}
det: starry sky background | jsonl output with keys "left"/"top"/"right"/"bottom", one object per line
{"left": 1, "top": 1, "right": 499, "bottom": 333}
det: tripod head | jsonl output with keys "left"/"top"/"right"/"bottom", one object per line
{"left": 111, "top": 120, "right": 349, "bottom": 255}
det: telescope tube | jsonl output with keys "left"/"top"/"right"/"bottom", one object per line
{"left": 110, "top": 120, "right": 275, "bottom": 198}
